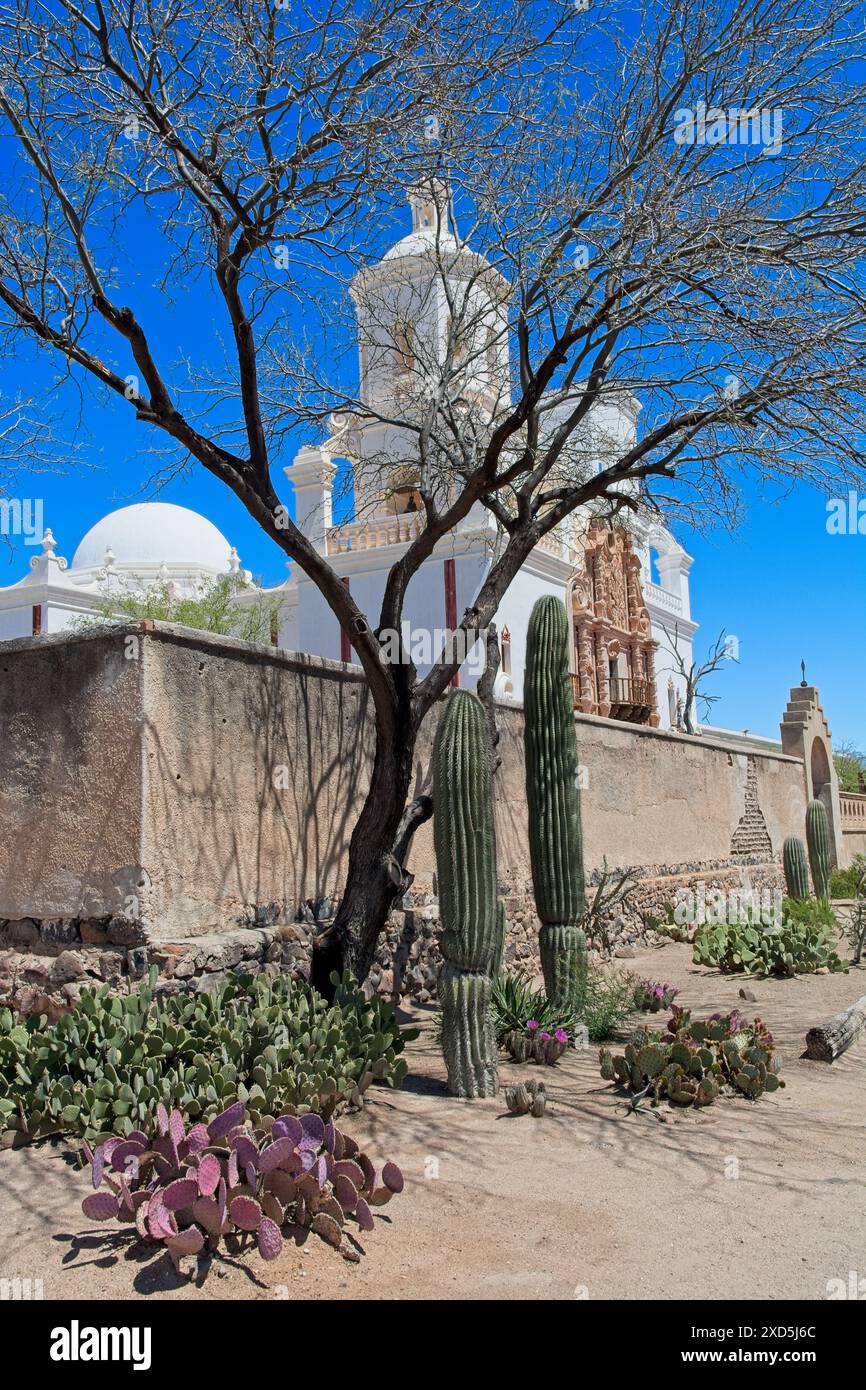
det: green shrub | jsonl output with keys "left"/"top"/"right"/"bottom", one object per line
{"left": 833, "top": 742, "right": 866, "bottom": 794}
{"left": 74, "top": 572, "right": 280, "bottom": 645}
{"left": 575, "top": 963, "right": 640, "bottom": 1041}
{"left": 830, "top": 855, "right": 866, "bottom": 900}
{"left": 0, "top": 969, "right": 415, "bottom": 1143}
{"left": 691, "top": 899, "right": 846, "bottom": 976}
{"left": 599, "top": 1006, "right": 784, "bottom": 1106}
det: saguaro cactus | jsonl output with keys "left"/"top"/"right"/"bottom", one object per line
{"left": 806, "top": 799, "right": 832, "bottom": 902}
{"left": 524, "top": 595, "right": 587, "bottom": 1008}
{"left": 433, "top": 689, "right": 503, "bottom": 1098}
{"left": 783, "top": 835, "right": 810, "bottom": 901}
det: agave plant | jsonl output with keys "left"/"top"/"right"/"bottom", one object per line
{"left": 78, "top": 1100, "right": 403, "bottom": 1270}
{"left": 490, "top": 973, "right": 577, "bottom": 1044}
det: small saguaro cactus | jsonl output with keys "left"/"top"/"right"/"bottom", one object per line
{"left": 783, "top": 835, "right": 810, "bottom": 901}
{"left": 806, "top": 799, "right": 832, "bottom": 902}
{"left": 433, "top": 689, "right": 503, "bottom": 1098}
{"left": 524, "top": 595, "right": 587, "bottom": 1009}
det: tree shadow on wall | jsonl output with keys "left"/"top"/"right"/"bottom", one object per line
{"left": 141, "top": 646, "right": 373, "bottom": 928}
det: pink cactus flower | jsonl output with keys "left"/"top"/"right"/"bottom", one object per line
{"left": 554, "top": 1028, "right": 568, "bottom": 1044}
{"left": 526, "top": 1019, "right": 540, "bottom": 1032}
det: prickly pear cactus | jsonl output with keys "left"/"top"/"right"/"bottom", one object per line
{"left": 524, "top": 595, "right": 586, "bottom": 1008}
{"left": 598, "top": 1009, "right": 784, "bottom": 1107}
{"left": 433, "top": 690, "right": 503, "bottom": 1098}
{"left": 783, "top": 835, "right": 810, "bottom": 901}
{"left": 805, "top": 799, "right": 832, "bottom": 902}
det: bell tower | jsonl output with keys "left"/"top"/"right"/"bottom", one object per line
{"left": 347, "top": 182, "right": 510, "bottom": 520}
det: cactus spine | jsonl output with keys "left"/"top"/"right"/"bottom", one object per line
{"left": 782, "top": 835, "right": 810, "bottom": 901}
{"left": 805, "top": 799, "right": 832, "bottom": 902}
{"left": 524, "top": 595, "right": 587, "bottom": 1008}
{"left": 433, "top": 690, "right": 503, "bottom": 1097}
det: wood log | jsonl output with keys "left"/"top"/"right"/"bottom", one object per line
{"left": 805, "top": 995, "right": 866, "bottom": 1061}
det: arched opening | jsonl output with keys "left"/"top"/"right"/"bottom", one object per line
{"left": 811, "top": 736, "right": 833, "bottom": 804}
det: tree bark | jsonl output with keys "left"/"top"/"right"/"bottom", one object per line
{"left": 804, "top": 995, "right": 866, "bottom": 1061}
{"left": 310, "top": 697, "right": 424, "bottom": 995}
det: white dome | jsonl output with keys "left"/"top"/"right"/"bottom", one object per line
{"left": 71, "top": 502, "right": 233, "bottom": 574}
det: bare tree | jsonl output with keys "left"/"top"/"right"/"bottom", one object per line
{"left": 1, "top": 0, "right": 865, "bottom": 983}
{"left": 663, "top": 626, "right": 737, "bottom": 735}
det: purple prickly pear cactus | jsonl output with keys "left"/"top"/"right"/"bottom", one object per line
{"left": 382, "top": 1162, "right": 404, "bottom": 1194}
{"left": 272, "top": 1115, "right": 303, "bottom": 1145}
{"left": 229, "top": 1195, "right": 262, "bottom": 1231}
{"left": 75, "top": 1098, "right": 403, "bottom": 1272}
{"left": 354, "top": 1198, "right": 374, "bottom": 1232}
{"left": 166, "top": 1225, "right": 204, "bottom": 1262}
{"left": 300, "top": 1112, "right": 325, "bottom": 1145}
{"left": 333, "top": 1174, "right": 359, "bottom": 1212}
{"left": 207, "top": 1101, "right": 244, "bottom": 1141}
{"left": 185, "top": 1123, "right": 211, "bottom": 1154}
{"left": 168, "top": 1109, "right": 185, "bottom": 1147}
{"left": 162, "top": 1178, "right": 198, "bottom": 1211}
{"left": 197, "top": 1154, "right": 221, "bottom": 1196}
{"left": 258, "top": 1217, "right": 282, "bottom": 1261}
{"left": 82, "top": 1192, "right": 120, "bottom": 1222}
{"left": 109, "top": 1139, "right": 146, "bottom": 1173}
{"left": 258, "top": 1137, "right": 296, "bottom": 1173}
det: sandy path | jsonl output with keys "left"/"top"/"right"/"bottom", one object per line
{"left": 1, "top": 942, "right": 864, "bottom": 1301}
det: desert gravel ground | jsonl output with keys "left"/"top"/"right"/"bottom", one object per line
{"left": 1, "top": 940, "right": 864, "bottom": 1302}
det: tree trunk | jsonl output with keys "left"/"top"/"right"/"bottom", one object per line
{"left": 310, "top": 703, "right": 419, "bottom": 996}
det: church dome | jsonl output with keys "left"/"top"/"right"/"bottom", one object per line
{"left": 71, "top": 502, "right": 233, "bottom": 574}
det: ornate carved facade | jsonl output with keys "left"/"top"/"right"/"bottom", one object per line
{"left": 570, "top": 524, "right": 659, "bottom": 726}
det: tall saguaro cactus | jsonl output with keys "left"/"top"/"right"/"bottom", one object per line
{"left": 433, "top": 690, "right": 503, "bottom": 1098}
{"left": 524, "top": 595, "right": 587, "bottom": 1009}
{"left": 783, "top": 836, "right": 810, "bottom": 901}
{"left": 806, "top": 799, "right": 832, "bottom": 902}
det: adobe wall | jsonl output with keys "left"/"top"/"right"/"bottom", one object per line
{"left": 0, "top": 623, "right": 807, "bottom": 1013}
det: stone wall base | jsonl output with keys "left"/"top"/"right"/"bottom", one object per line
{"left": 0, "top": 858, "right": 784, "bottom": 1018}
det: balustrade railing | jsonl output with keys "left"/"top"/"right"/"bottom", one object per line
{"left": 571, "top": 674, "right": 652, "bottom": 710}
{"left": 840, "top": 791, "right": 866, "bottom": 829}
{"left": 327, "top": 512, "right": 425, "bottom": 554}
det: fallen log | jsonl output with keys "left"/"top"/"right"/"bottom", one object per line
{"left": 805, "top": 995, "right": 866, "bottom": 1062}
